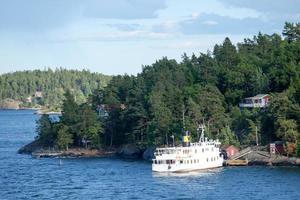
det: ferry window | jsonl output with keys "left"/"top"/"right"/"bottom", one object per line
{"left": 202, "top": 148, "right": 204, "bottom": 152}
{"left": 155, "top": 160, "right": 157, "bottom": 164}
{"left": 187, "top": 160, "right": 189, "bottom": 164}
{"left": 180, "top": 160, "right": 183, "bottom": 164}
{"left": 198, "top": 159, "right": 199, "bottom": 163}
{"left": 211, "top": 147, "right": 214, "bottom": 151}
{"left": 207, "top": 158, "right": 209, "bottom": 162}
{"left": 195, "top": 150, "right": 197, "bottom": 153}
{"left": 211, "top": 157, "right": 213, "bottom": 161}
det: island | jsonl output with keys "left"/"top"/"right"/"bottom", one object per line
{"left": 18, "top": 22, "right": 300, "bottom": 166}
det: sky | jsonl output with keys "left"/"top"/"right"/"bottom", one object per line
{"left": 0, "top": 0, "right": 299, "bottom": 75}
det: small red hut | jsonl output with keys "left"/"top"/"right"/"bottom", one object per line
{"left": 226, "top": 145, "right": 239, "bottom": 158}
{"left": 270, "top": 141, "right": 285, "bottom": 155}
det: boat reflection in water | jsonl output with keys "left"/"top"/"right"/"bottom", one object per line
{"left": 152, "top": 167, "right": 224, "bottom": 178}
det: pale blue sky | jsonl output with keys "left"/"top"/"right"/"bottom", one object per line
{"left": 0, "top": 0, "right": 299, "bottom": 75}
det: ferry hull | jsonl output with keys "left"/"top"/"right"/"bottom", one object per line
{"left": 152, "top": 159, "right": 224, "bottom": 173}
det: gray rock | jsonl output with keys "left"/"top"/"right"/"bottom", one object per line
{"left": 143, "top": 147, "right": 155, "bottom": 161}
{"left": 117, "top": 144, "right": 141, "bottom": 159}
{"left": 18, "top": 139, "right": 42, "bottom": 154}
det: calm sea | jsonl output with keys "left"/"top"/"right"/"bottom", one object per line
{"left": 0, "top": 110, "right": 300, "bottom": 200}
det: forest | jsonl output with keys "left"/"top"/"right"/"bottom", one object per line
{"left": 37, "top": 23, "right": 300, "bottom": 155}
{"left": 0, "top": 68, "right": 111, "bottom": 110}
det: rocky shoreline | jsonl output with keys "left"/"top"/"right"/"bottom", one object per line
{"left": 18, "top": 141, "right": 300, "bottom": 166}
{"left": 18, "top": 141, "right": 155, "bottom": 161}
{"left": 242, "top": 150, "right": 300, "bottom": 166}
{"left": 18, "top": 140, "right": 117, "bottom": 158}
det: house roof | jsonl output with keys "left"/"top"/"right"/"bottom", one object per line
{"left": 271, "top": 141, "right": 284, "bottom": 145}
{"left": 244, "top": 94, "right": 269, "bottom": 100}
{"left": 225, "top": 145, "right": 239, "bottom": 150}
{"left": 254, "top": 94, "right": 269, "bottom": 98}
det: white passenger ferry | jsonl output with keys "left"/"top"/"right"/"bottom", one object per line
{"left": 152, "top": 125, "right": 224, "bottom": 172}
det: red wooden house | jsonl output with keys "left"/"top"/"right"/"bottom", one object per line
{"left": 226, "top": 145, "right": 239, "bottom": 158}
{"left": 270, "top": 141, "right": 285, "bottom": 155}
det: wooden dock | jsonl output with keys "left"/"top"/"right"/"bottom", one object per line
{"left": 225, "top": 159, "right": 249, "bottom": 166}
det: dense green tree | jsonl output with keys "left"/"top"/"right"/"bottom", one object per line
{"left": 219, "top": 126, "right": 240, "bottom": 147}
{"left": 283, "top": 22, "right": 300, "bottom": 42}
{"left": 28, "top": 23, "right": 300, "bottom": 149}
{"left": 0, "top": 68, "right": 111, "bottom": 110}
{"left": 276, "top": 119, "right": 299, "bottom": 143}
{"left": 77, "top": 103, "right": 103, "bottom": 148}
{"left": 57, "top": 125, "right": 73, "bottom": 150}
{"left": 61, "top": 90, "right": 79, "bottom": 126}
{"left": 36, "top": 115, "right": 55, "bottom": 146}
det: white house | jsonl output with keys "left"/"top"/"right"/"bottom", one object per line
{"left": 239, "top": 94, "right": 271, "bottom": 108}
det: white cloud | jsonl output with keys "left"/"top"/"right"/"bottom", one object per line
{"left": 202, "top": 20, "right": 218, "bottom": 25}
{"left": 191, "top": 12, "right": 200, "bottom": 19}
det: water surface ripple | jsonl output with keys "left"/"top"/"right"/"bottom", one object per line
{"left": 1, "top": 110, "right": 300, "bottom": 200}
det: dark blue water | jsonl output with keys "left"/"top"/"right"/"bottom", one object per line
{"left": 1, "top": 110, "right": 300, "bottom": 200}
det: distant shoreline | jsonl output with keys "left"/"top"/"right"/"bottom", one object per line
{"left": 0, "top": 108, "right": 61, "bottom": 115}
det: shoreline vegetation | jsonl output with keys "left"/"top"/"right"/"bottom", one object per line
{"left": 18, "top": 22, "right": 300, "bottom": 166}
{"left": 0, "top": 69, "right": 112, "bottom": 111}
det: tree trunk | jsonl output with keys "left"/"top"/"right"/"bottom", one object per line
{"left": 110, "top": 133, "right": 113, "bottom": 147}
{"left": 165, "top": 133, "right": 168, "bottom": 146}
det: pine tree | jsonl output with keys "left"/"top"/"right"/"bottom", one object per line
{"left": 36, "top": 114, "right": 55, "bottom": 146}
{"left": 57, "top": 125, "right": 73, "bottom": 150}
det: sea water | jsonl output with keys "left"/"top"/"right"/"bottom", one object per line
{"left": 1, "top": 110, "right": 300, "bottom": 200}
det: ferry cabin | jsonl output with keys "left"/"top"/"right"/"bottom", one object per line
{"left": 152, "top": 139, "right": 223, "bottom": 172}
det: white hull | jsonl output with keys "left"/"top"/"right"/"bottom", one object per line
{"left": 152, "top": 159, "right": 223, "bottom": 173}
